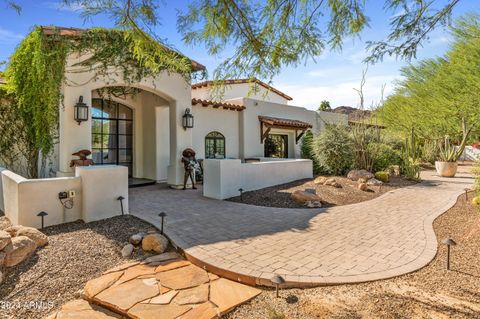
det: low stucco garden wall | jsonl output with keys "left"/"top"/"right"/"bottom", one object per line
{"left": 1, "top": 165, "right": 128, "bottom": 229}
{"left": 203, "top": 158, "right": 313, "bottom": 200}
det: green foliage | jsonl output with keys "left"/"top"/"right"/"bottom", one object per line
{"left": 301, "top": 130, "right": 321, "bottom": 174}
{"left": 401, "top": 129, "right": 422, "bottom": 181}
{"left": 474, "top": 160, "right": 480, "bottom": 206}
{"left": 374, "top": 171, "right": 390, "bottom": 183}
{"left": 264, "top": 137, "right": 278, "bottom": 158}
{"left": 369, "top": 143, "right": 402, "bottom": 172}
{"left": 438, "top": 132, "right": 472, "bottom": 162}
{"left": 380, "top": 14, "right": 479, "bottom": 142}
{"left": 350, "top": 124, "right": 384, "bottom": 171}
{"left": 318, "top": 100, "right": 331, "bottom": 112}
{"left": 312, "top": 124, "right": 353, "bottom": 175}
{"left": 421, "top": 140, "right": 439, "bottom": 164}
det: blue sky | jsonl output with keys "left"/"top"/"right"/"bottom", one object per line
{"left": 1, "top": 1, "right": 478, "bottom": 110}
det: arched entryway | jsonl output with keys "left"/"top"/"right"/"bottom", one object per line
{"left": 91, "top": 98, "right": 133, "bottom": 176}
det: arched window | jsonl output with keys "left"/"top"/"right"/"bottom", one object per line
{"left": 205, "top": 131, "right": 225, "bottom": 159}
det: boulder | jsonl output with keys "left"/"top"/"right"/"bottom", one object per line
{"left": 16, "top": 227, "right": 48, "bottom": 248}
{"left": 291, "top": 190, "right": 322, "bottom": 204}
{"left": 4, "top": 225, "right": 22, "bottom": 237}
{"left": 347, "top": 170, "right": 374, "bottom": 181}
{"left": 388, "top": 165, "right": 401, "bottom": 176}
{"left": 367, "top": 178, "right": 383, "bottom": 186}
{"left": 129, "top": 234, "right": 143, "bottom": 246}
{"left": 472, "top": 196, "right": 480, "bottom": 206}
{"left": 374, "top": 171, "right": 390, "bottom": 183}
{"left": 358, "top": 183, "right": 368, "bottom": 192}
{"left": 142, "top": 233, "right": 169, "bottom": 254}
{"left": 324, "top": 178, "right": 337, "bottom": 186}
{"left": 313, "top": 176, "right": 327, "bottom": 185}
{"left": 5, "top": 236, "right": 36, "bottom": 267}
{"left": 0, "top": 230, "right": 12, "bottom": 251}
{"left": 0, "top": 217, "right": 12, "bottom": 230}
{"left": 305, "top": 201, "right": 322, "bottom": 208}
{"left": 121, "top": 244, "right": 134, "bottom": 257}
{"left": 358, "top": 177, "right": 368, "bottom": 183}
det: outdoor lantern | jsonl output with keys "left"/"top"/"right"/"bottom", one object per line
{"left": 182, "top": 108, "right": 194, "bottom": 130}
{"left": 271, "top": 274, "right": 285, "bottom": 298}
{"left": 74, "top": 96, "right": 89, "bottom": 125}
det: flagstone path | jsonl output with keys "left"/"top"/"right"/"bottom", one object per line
{"left": 46, "top": 252, "right": 261, "bottom": 319}
{"left": 129, "top": 166, "right": 474, "bottom": 287}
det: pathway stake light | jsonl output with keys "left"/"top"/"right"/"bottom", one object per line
{"left": 442, "top": 238, "right": 457, "bottom": 270}
{"left": 117, "top": 196, "right": 125, "bottom": 215}
{"left": 238, "top": 188, "right": 244, "bottom": 201}
{"left": 158, "top": 212, "right": 167, "bottom": 235}
{"left": 465, "top": 188, "right": 469, "bottom": 201}
{"left": 271, "top": 274, "right": 285, "bottom": 298}
{"left": 37, "top": 211, "right": 48, "bottom": 230}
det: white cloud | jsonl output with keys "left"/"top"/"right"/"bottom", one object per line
{"left": 0, "top": 27, "right": 24, "bottom": 45}
{"left": 42, "top": 1, "right": 85, "bottom": 11}
{"left": 277, "top": 74, "right": 398, "bottom": 111}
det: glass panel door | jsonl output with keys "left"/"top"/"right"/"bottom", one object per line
{"left": 92, "top": 98, "right": 133, "bottom": 176}
{"left": 264, "top": 134, "right": 288, "bottom": 158}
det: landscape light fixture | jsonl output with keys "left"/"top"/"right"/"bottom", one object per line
{"left": 465, "top": 188, "right": 470, "bottom": 201}
{"left": 37, "top": 211, "right": 48, "bottom": 230}
{"left": 182, "top": 108, "right": 194, "bottom": 130}
{"left": 158, "top": 212, "right": 167, "bottom": 234}
{"left": 238, "top": 188, "right": 244, "bottom": 201}
{"left": 117, "top": 196, "right": 125, "bottom": 215}
{"left": 271, "top": 274, "right": 285, "bottom": 298}
{"left": 442, "top": 238, "right": 457, "bottom": 270}
{"left": 74, "top": 96, "right": 89, "bottom": 125}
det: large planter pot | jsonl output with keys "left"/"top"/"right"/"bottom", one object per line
{"left": 435, "top": 161, "right": 458, "bottom": 177}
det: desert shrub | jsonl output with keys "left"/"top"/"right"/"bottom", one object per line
{"left": 350, "top": 124, "right": 381, "bottom": 171}
{"left": 369, "top": 143, "right": 402, "bottom": 172}
{"left": 374, "top": 171, "right": 390, "bottom": 182}
{"left": 421, "top": 139, "right": 439, "bottom": 164}
{"left": 312, "top": 124, "right": 353, "bottom": 175}
{"left": 301, "top": 130, "right": 321, "bottom": 174}
{"left": 474, "top": 160, "right": 480, "bottom": 197}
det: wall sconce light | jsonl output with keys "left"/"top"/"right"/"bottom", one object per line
{"left": 74, "top": 96, "right": 89, "bottom": 125}
{"left": 182, "top": 108, "right": 194, "bottom": 130}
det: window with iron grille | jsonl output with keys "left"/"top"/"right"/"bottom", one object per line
{"left": 205, "top": 131, "right": 225, "bottom": 159}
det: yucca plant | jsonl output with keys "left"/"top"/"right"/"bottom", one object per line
{"left": 438, "top": 131, "right": 471, "bottom": 162}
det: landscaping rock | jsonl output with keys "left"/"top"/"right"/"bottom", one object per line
{"left": 0, "top": 251, "right": 6, "bottom": 266}
{"left": 358, "top": 183, "right": 368, "bottom": 192}
{"left": 375, "top": 171, "right": 390, "bottom": 183}
{"left": 121, "top": 244, "right": 134, "bottom": 257}
{"left": 0, "top": 230, "right": 12, "bottom": 250}
{"left": 16, "top": 226, "right": 48, "bottom": 247}
{"left": 472, "top": 196, "right": 480, "bottom": 206}
{"left": 305, "top": 201, "right": 322, "bottom": 208}
{"left": 347, "top": 169, "right": 374, "bottom": 181}
{"left": 4, "top": 225, "right": 22, "bottom": 237}
{"left": 175, "top": 284, "right": 209, "bottom": 305}
{"left": 324, "top": 178, "right": 337, "bottom": 186}
{"left": 129, "top": 234, "right": 143, "bottom": 245}
{"left": 291, "top": 190, "right": 322, "bottom": 204}
{"left": 331, "top": 182, "right": 342, "bottom": 188}
{"left": 389, "top": 165, "right": 401, "bottom": 176}
{"left": 143, "top": 252, "right": 181, "bottom": 264}
{"left": 0, "top": 216, "right": 12, "bottom": 230}
{"left": 367, "top": 178, "right": 383, "bottom": 186}
{"left": 313, "top": 176, "right": 327, "bottom": 185}
{"left": 142, "top": 233, "right": 169, "bottom": 254}
{"left": 5, "top": 236, "right": 36, "bottom": 267}
{"left": 0, "top": 270, "right": 3, "bottom": 285}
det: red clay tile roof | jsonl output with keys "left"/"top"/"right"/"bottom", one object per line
{"left": 258, "top": 116, "right": 312, "bottom": 129}
{"left": 191, "top": 98, "right": 246, "bottom": 111}
{"left": 40, "top": 26, "right": 206, "bottom": 72}
{"left": 191, "top": 78, "right": 293, "bottom": 101}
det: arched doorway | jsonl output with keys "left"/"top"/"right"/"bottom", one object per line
{"left": 91, "top": 99, "right": 133, "bottom": 176}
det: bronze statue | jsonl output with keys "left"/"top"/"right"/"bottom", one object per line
{"left": 181, "top": 148, "right": 197, "bottom": 190}
{"left": 70, "top": 149, "right": 95, "bottom": 168}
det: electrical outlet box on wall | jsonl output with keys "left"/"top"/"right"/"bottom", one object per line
{"left": 68, "top": 190, "right": 76, "bottom": 198}
{"left": 58, "top": 192, "right": 68, "bottom": 199}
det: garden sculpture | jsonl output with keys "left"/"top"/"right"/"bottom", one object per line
{"left": 70, "top": 149, "right": 95, "bottom": 167}
{"left": 181, "top": 148, "right": 197, "bottom": 190}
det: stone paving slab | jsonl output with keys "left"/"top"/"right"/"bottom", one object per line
{"left": 129, "top": 167, "right": 474, "bottom": 287}
{"left": 47, "top": 254, "right": 261, "bottom": 319}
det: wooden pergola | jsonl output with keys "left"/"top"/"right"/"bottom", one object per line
{"left": 259, "top": 116, "right": 312, "bottom": 144}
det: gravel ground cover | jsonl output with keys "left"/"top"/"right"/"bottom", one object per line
{"left": 0, "top": 215, "right": 159, "bottom": 319}
{"left": 226, "top": 191, "right": 480, "bottom": 319}
{"left": 227, "top": 175, "right": 417, "bottom": 208}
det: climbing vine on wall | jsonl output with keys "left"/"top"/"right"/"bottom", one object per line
{"left": 1, "top": 26, "right": 202, "bottom": 178}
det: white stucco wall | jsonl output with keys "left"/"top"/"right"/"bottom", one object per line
{"left": 192, "top": 82, "right": 290, "bottom": 105}
{"left": 203, "top": 158, "right": 313, "bottom": 200}
{"left": 0, "top": 167, "right": 6, "bottom": 213}
{"left": 76, "top": 165, "right": 128, "bottom": 223}
{"left": 191, "top": 105, "right": 240, "bottom": 159}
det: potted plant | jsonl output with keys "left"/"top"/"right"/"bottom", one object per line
{"left": 435, "top": 135, "right": 469, "bottom": 177}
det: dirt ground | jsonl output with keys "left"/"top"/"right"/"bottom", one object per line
{"left": 226, "top": 191, "right": 480, "bottom": 319}
{"left": 227, "top": 175, "right": 417, "bottom": 208}
{"left": 0, "top": 215, "right": 160, "bottom": 319}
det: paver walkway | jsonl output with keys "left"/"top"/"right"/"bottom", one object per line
{"left": 129, "top": 167, "right": 474, "bottom": 287}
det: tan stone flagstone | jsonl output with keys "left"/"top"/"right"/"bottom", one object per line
{"left": 179, "top": 302, "right": 219, "bottom": 319}
{"left": 156, "top": 264, "right": 209, "bottom": 290}
{"left": 147, "top": 289, "right": 178, "bottom": 304}
{"left": 128, "top": 303, "right": 191, "bottom": 319}
{"left": 83, "top": 271, "right": 124, "bottom": 299}
{"left": 103, "top": 261, "right": 140, "bottom": 275}
{"left": 94, "top": 278, "right": 159, "bottom": 312}
{"left": 46, "top": 299, "right": 121, "bottom": 319}
{"left": 114, "top": 263, "right": 157, "bottom": 286}
{"left": 208, "top": 273, "right": 219, "bottom": 281}
{"left": 174, "top": 284, "right": 209, "bottom": 305}
{"left": 142, "top": 252, "right": 181, "bottom": 264}
{"left": 210, "top": 278, "right": 262, "bottom": 314}
{"left": 154, "top": 259, "right": 191, "bottom": 273}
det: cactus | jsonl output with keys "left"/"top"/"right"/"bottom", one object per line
{"left": 401, "top": 128, "right": 421, "bottom": 180}
{"left": 438, "top": 132, "right": 471, "bottom": 162}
